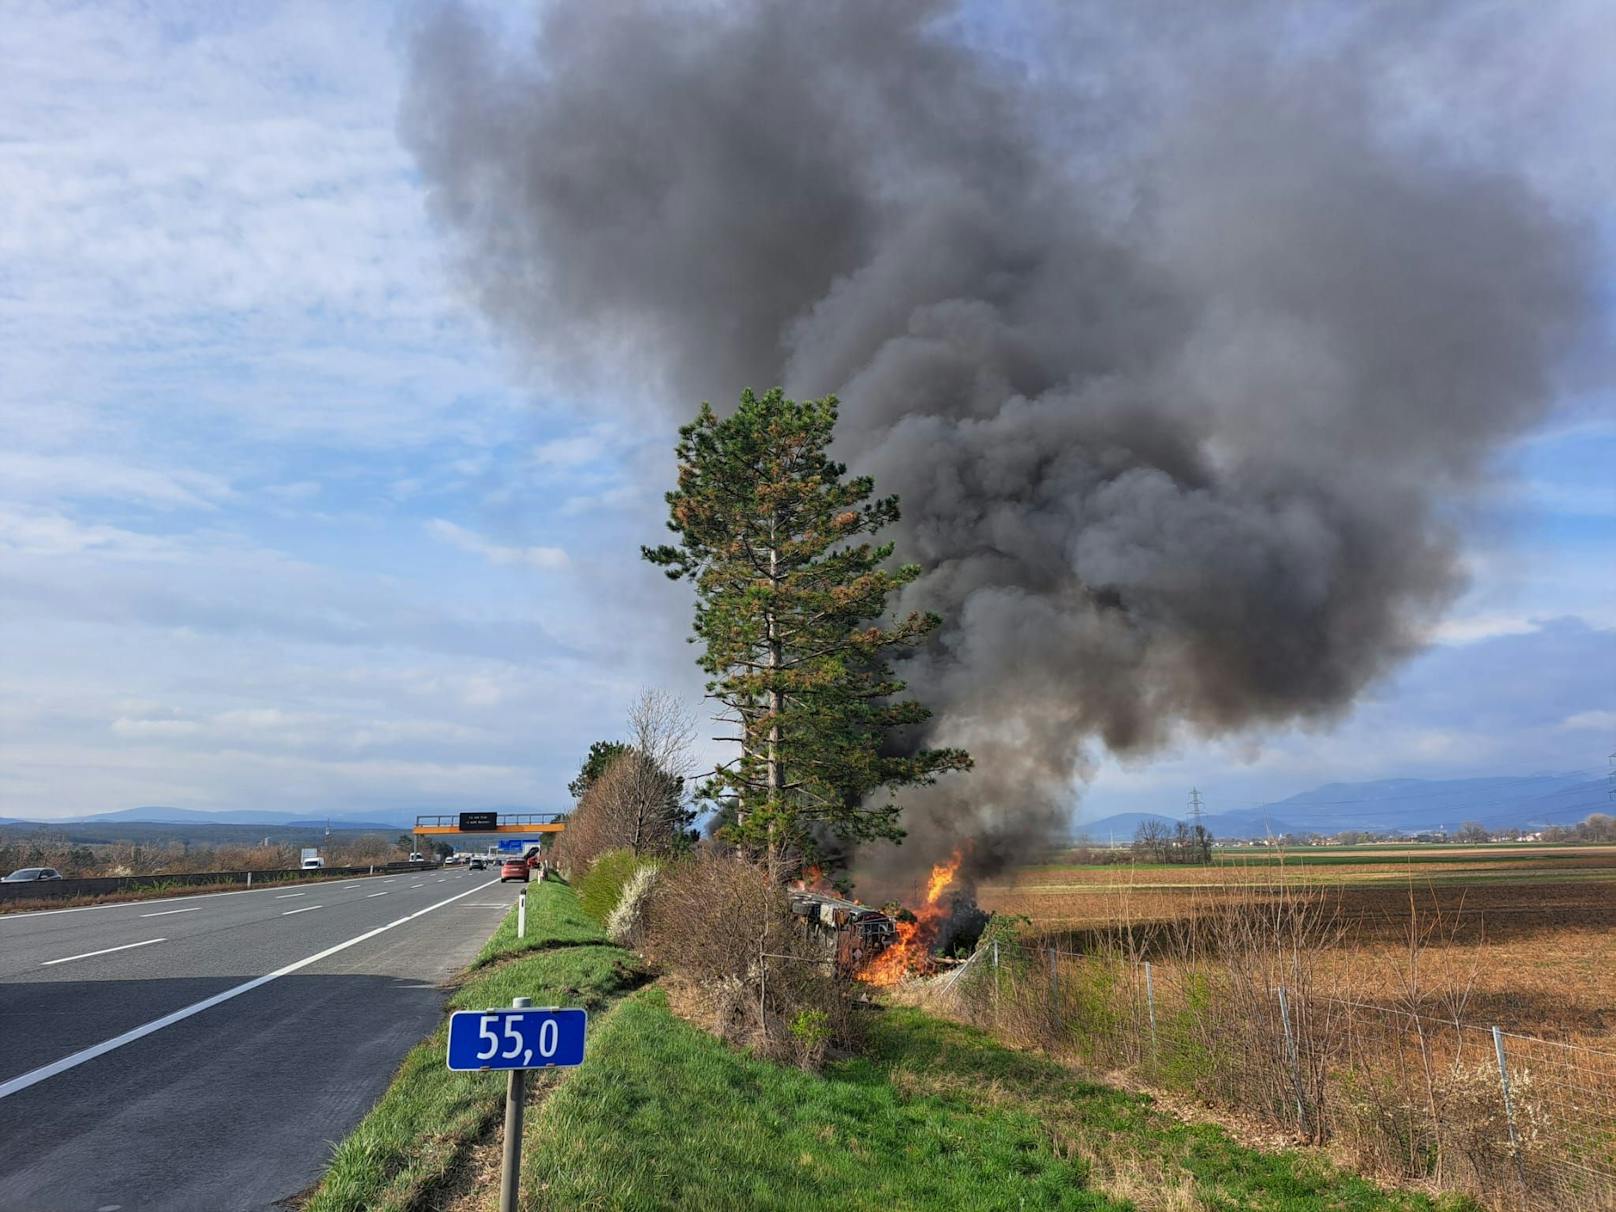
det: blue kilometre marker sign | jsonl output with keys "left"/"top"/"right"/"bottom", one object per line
{"left": 446, "top": 1006, "right": 587, "bottom": 1071}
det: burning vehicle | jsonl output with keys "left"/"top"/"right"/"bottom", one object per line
{"left": 792, "top": 850, "right": 991, "bottom": 987}
{"left": 787, "top": 889, "right": 897, "bottom": 976}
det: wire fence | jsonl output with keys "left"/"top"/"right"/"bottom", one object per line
{"left": 934, "top": 938, "right": 1616, "bottom": 1211}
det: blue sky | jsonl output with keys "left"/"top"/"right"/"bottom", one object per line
{"left": 1, "top": 1, "right": 1612, "bottom": 823}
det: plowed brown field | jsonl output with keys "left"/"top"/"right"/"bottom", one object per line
{"left": 981, "top": 844, "right": 1616, "bottom": 1044}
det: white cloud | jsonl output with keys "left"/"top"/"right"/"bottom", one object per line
{"left": 0, "top": 508, "right": 183, "bottom": 559}
{"left": 425, "top": 519, "right": 570, "bottom": 571}
{"left": 263, "top": 481, "right": 322, "bottom": 502}
{"left": 560, "top": 483, "right": 645, "bottom": 516}
{"left": 1424, "top": 614, "right": 1542, "bottom": 646}
{"left": 0, "top": 452, "right": 231, "bottom": 510}
{"left": 1561, "top": 709, "right": 1616, "bottom": 732}
{"left": 532, "top": 433, "right": 611, "bottom": 468}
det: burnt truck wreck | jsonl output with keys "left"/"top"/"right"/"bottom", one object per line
{"left": 788, "top": 889, "right": 897, "bottom": 976}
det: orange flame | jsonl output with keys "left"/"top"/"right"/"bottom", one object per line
{"left": 925, "top": 852, "right": 962, "bottom": 905}
{"left": 857, "top": 848, "right": 964, "bottom": 987}
{"left": 793, "top": 864, "right": 828, "bottom": 892}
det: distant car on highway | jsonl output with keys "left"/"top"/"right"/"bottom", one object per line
{"left": 468, "top": 857, "right": 487, "bottom": 870}
{"left": 408, "top": 852, "right": 425, "bottom": 863}
{"left": 499, "top": 860, "right": 529, "bottom": 883}
{"left": 3, "top": 867, "right": 63, "bottom": 882}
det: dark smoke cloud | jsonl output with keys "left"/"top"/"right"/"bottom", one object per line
{"left": 402, "top": 0, "right": 1594, "bottom": 893}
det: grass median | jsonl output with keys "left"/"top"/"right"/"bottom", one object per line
{"left": 305, "top": 879, "right": 646, "bottom": 1212}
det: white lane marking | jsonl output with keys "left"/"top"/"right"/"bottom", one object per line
{"left": 0, "top": 878, "right": 503, "bottom": 1101}
{"left": 383, "top": 878, "right": 397, "bottom": 883}
{"left": 366, "top": 891, "right": 388, "bottom": 898}
{"left": 281, "top": 904, "right": 322, "bottom": 916}
{"left": 409, "top": 883, "right": 423, "bottom": 888}
{"left": 274, "top": 893, "right": 305, "bottom": 899}
{"left": 0, "top": 874, "right": 396, "bottom": 922}
{"left": 41, "top": 938, "right": 166, "bottom": 967}
{"left": 140, "top": 907, "right": 201, "bottom": 918}
{"left": 344, "top": 883, "right": 362, "bottom": 888}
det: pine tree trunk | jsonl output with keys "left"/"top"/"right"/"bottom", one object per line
{"left": 765, "top": 522, "right": 783, "bottom": 866}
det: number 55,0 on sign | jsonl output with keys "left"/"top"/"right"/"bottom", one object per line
{"left": 446, "top": 1006, "right": 586, "bottom": 1071}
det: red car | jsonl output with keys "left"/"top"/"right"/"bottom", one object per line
{"left": 499, "top": 859, "right": 529, "bottom": 883}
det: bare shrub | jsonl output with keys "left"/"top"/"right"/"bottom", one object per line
{"left": 553, "top": 689, "right": 696, "bottom": 876}
{"left": 643, "top": 848, "right": 858, "bottom": 1068}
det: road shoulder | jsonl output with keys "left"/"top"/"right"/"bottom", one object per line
{"left": 301, "top": 879, "right": 647, "bottom": 1212}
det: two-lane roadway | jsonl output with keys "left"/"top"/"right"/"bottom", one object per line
{"left": 0, "top": 867, "right": 521, "bottom": 1211}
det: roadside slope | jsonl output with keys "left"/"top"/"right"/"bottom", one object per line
{"left": 309, "top": 878, "right": 1456, "bottom": 1211}
{"left": 306, "top": 879, "right": 645, "bottom": 1212}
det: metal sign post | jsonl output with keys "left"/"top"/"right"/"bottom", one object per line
{"left": 446, "top": 1000, "right": 587, "bottom": 1210}
{"left": 499, "top": 998, "right": 530, "bottom": 1212}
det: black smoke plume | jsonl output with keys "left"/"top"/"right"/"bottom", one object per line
{"left": 402, "top": 1, "right": 1592, "bottom": 892}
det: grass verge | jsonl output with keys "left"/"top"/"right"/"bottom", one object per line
{"left": 304, "top": 879, "right": 645, "bottom": 1212}
{"left": 519, "top": 989, "right": 1463, "bottom": 1211}
{"left": 309, "top": 877, "right": 1466, "bottom": 1212}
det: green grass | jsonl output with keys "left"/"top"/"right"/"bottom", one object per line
{"left": 306, "top": 880, "right": 643, "bottom": 1212}
{"left": 310, "top": 879, "right": 1465, "bottom": 1212}
{"left": 521, "top": 991, "right": 1454, "bottom": 1212}
{"left": 472, "top": 877, "right": 609, "bottom": 967}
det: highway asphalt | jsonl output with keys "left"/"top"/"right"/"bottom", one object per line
{"left": 0, "top": 867, "right": 522, "bottom": 1211}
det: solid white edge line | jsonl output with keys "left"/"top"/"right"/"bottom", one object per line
{"left": 281, "top": 904, "right": 322, "bottom": 916}
{"left": 273, "top": 893, "right": 305, "bottom": 899}
{"left": 41, "top": 938, "right": 166, "bottom": 967}
{"left": 0, "top": 878, "right": 503, "bottom": 1101}
{"left": 140, "top": 907, "right": 201, "bottom": 918}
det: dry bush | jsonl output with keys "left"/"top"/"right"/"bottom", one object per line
{"left": 554, "top": 754, "right": 655, "bottom": 874}
{"left": 949, "top": 869, "right": 1352, "bottom": 1142}
{"left": 944, "top": 867, "right": 1599, "bottom": 1209}
{"left": 553, "top": 690, "right": 696, "bottom": 877}
{"left": 323, "top": 835, "right": 399, "bottom": 867}
{"left": 643, "top": 847, "right": 858, "bottom": 1068}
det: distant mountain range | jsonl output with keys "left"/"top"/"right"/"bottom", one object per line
{"left": 0, "top": 805, "right": 545, "bottom": 831}
{"left": 6, "top": 773, "right": 1611, "bottom": 840}
{"left": 1077, "top": 773, "right": 1611, "bottom": 841}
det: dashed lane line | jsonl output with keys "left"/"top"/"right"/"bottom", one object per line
{"left": 0, "top": 879, "right": 503, "bottom": 1100}
{"left": 41, "top": 938, "right": 166, "bottom": 967}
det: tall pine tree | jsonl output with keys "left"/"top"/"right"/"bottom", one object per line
{"left": 644, "top": 387, "right": 970, "bottom": 864}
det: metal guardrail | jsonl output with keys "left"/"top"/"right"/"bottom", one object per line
{"left": 0, "top": 860, "right": 439, "bottom": 905}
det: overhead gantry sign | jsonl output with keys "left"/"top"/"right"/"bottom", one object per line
{"left": 413, "top": 812, "right": 567, "bottom": 837}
